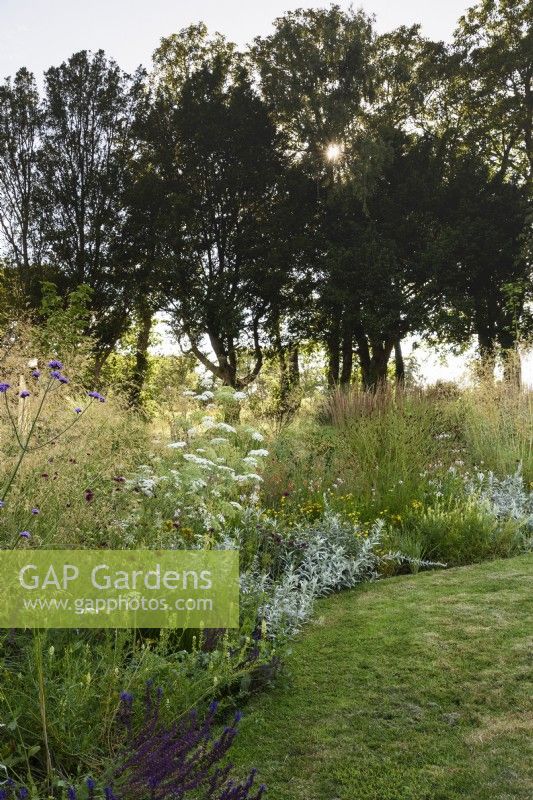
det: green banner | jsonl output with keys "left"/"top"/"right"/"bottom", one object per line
{"left": 0, "top": 550, "right": 239, "bottom": 628}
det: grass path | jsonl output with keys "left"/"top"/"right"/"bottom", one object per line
{"left": 232, "top": 556, "right": 533, "bottom": 800}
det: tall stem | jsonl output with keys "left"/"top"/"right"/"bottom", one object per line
{"left": 1, "top": 378, "right": 54, "bottom": 503}
{"left": 34, "top": 631, "right": 53, "bottom": 790}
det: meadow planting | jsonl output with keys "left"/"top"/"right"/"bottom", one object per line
{"left": 0, "top": 330, "right": 531, "bottom": 798}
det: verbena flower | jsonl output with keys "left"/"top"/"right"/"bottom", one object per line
{"left": 31, "top": 507, "right": 40, "bottom": 515}
{"left": 86, "top": 778, "right": 96, "bottom": 799}
{"left": 74, "top": 407, "right": 83, "bottom": 414}
{"left": 48, "top": 360, "right": 63, "bottom": 369}
{"left": 67, "top": 787, "right": 77, "bottom": 800}
{"left": 19, "top": 390, "right": 30, "bottom": 399}
{"left": 50, "top": 370, "right": 69, "bottom": 383}
{"left": 88, "top": 391, "right": 105, "bottom": 402}
{"left": 0, "top": 383, "right": 10, "bottom": 393}
{"left": 19, "top": 531, "right": 31, "bottom": 539}
{"left": 31, "top": 370, "right": 40, "bottom": 379}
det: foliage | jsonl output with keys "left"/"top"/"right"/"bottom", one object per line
{"left": 1, "top": 2, "right": 530, "bottom": 395}
{"left": 0, "top": 2, "right": 532, "bottom": 793}
{"left": 0, "top": 350, "right": 532, "bottom": 796}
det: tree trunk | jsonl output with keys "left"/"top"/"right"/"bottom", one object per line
{"left": 366, "top": 339, "right": 394, "bottom": 392}
{"left": 130, "top": 304, "right": 153, "bottom": 406}
{"left": 93, "top": 349, "right": 112, "bottom": 386}
{"left": 274, "top": 324, "right": 302, "bottom": 423}
{"left": 288, "top": 343, "right": 300, "bottom": 387}
{"left": 326, "top": 323, "right": 340, "bottom": 387}
{"left": 355, "top": 329, "right": 372, "bottom": 390}
{"left": 394, "top": 338, "right": 405, "bottom": 387}
{"left": 473, "top": 301, "right": 496, "bottom": 381}
{"left": 340, "top": 316, "right": 353, "bottom": 386}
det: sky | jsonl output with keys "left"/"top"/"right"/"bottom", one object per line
{"left": 1, "top": 0, "right": 530, "bottom": 386}
{"left": 0, "top": 0, "right": 472, "bottom": 80}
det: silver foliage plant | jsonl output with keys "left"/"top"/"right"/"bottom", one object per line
{"left": 465, "top": 464, "right": 533, "bottom": 544}
{"left": 239, "top": 511, "right": 443, "bottom": 641}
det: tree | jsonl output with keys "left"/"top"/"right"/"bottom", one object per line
{"left": 149, "top": 29, "right": 287, "bottom": 388}
{"left": 38, "top": 50, "right": 143, "bottom": 368}
{"left": 430, "top": 153, "right": 530, "bottom": 383}
{"left": 420, "top": 1, "right": 532, "bottom": 380}
{"left": 453, "top": 0, "right": 532, "bottom": 184}
{"left": 254, "top": 8, "right": 445, "bottom": 388}
{"left": 0, "top": 68, "right": 43, "bottom": 300}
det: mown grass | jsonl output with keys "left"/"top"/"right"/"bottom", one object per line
{"left": 231, "top": 555, "right": 533, "bottom": 800}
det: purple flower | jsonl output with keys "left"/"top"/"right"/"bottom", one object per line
{"left": 67, "top": 787, "right": 77, "bottom": 800}
{"left": 0, "top": 500, "right": 4, "bottom": 509}
{"left": 19, "top": 531, "right": 31, "bottom": 539}
{"left": 84, "top": 488, "right": 94, "bottom": 503}
{"left": 120, "top": 690, "right": 133, "bottom": 703}
{"left": 113, "top": 686, "right": 264, "bottom": 799}
{"left": 48, "top": 360, "right": 63, "bottom": 369}
{"left": 31, "top": 369, "right": 40, "bottom": 379}
{"left": 50, "top": 370, "right": 68, "bottom": 383}
{"left": 19, "top": 390, "right": 30, "bottom": 399}
{"left": 88, "top": 391, "right": 105, "bottom": 403}
{"left": 86, "top": 777, "right": 96, "bottom": 792}
{"left": 31, "top": 507, "right": 40, "bottom": 515}
{"left": 0, "top": 383, "right": 10, "bottom": 393}
{"left": 74, "top": 407, "right": 83, "bottom": 414}
{"left": 17, "top": 789, "right": 29, "bottom": 800}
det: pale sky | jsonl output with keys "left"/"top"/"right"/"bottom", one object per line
{"left": 0, "top": 0, "right": 472, "bottom": 79}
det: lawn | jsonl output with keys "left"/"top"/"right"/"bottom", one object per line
{"left": 232, "top": 555, "right": 533, "bottom": 800}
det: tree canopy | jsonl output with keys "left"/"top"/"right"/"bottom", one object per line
{"left": 0, "top": 1, "right": 530, "bottom": 396}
